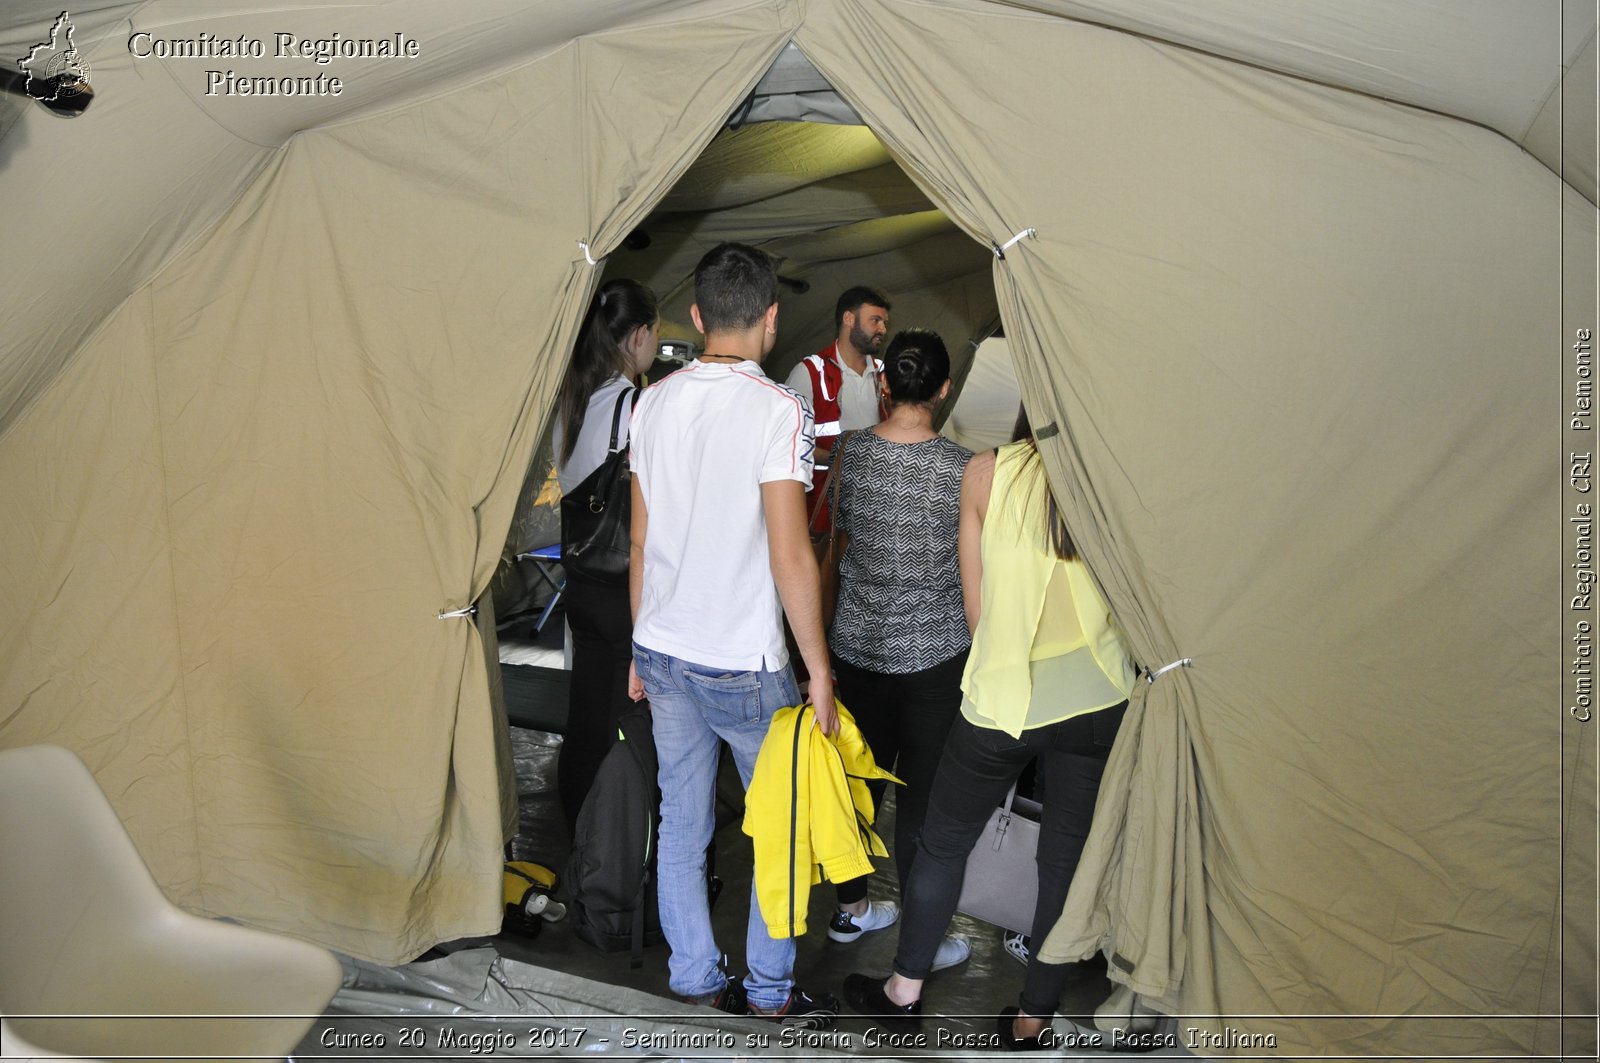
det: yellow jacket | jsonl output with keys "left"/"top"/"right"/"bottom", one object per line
{"left": 743, "top": 702, "right": 901, "bottom": 938}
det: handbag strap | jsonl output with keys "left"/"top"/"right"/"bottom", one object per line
{"left": 607, "top": 386, "right": 639, "bottom": 454}
{"left": 1000, "top": 781, "right": 1019, "bottom": 815}
{"left": 810, "top": 430, "right": 850, "bottom": 537}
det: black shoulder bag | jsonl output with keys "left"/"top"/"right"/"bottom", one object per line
{"left": 560, "top": 387, "right": 639, "bottom": 585}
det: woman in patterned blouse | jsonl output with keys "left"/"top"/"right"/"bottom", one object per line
{"left": 822, "top": 328, "right": 974, "bottom": 975}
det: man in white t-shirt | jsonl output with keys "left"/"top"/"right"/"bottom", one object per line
{"left": 627, "top": 242, "right": 838, "bottom": 1028}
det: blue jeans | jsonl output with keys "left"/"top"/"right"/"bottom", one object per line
{"left": 632, "top": 643, "right": 800, "bottom": 1010}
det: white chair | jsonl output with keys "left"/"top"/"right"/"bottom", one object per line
{"left": 0, "top": 744, "right": 343, "bottom": 1062}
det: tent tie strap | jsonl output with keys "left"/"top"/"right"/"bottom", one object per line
{"left": 438, "top": 604, "right": 478, "bottom": 620}
{"left": 577, "top": 240, "right": 600, "bottom": 267}
{"left": 1145, "top": 657, "right": 1193, "bottom": 684}
{"left": 992, "top": 227, "right": 1036, "bottom": 260}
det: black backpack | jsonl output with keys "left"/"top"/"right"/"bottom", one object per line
{"left": 565, "top": 707, "right": 719, "bottom": 967}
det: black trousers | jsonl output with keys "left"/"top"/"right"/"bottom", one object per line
{"left": 893, "top": 705, "right": 1124, "bottom": 1017}
{"left": 831, "top": 650, "right": 967, "bottom": 904}
{"left": 557, "top": 574, "right": 634, "bottom": 836}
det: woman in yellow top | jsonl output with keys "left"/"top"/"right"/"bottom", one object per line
{"left": 844, "top": 416, "right": 1137, "bottom": 1049}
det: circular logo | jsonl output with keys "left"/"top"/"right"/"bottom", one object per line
{"left": 44, "top": 50, "right": 90, "bottom": 96}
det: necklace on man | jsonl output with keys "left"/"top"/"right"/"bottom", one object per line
{"left": 700, "top": 353, "right": 743, "bottom": 363}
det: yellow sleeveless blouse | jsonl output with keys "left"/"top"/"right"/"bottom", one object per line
{"left": 960, "top": 442, "right": 1136, "bottom": 737}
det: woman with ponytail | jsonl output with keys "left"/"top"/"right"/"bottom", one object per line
{"left": 552, "top": 278, "right": 658, "bottom": 835}
{"left": 821, "top": 328, "right": 974, "bottom": 973}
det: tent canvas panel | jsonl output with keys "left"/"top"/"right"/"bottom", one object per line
{"left": 0, "top": 289, "right": 203, "bottom": 905}
{"left": 1523, "top": 26, "right": 1597, "bottom": 201}
{"left": 1010, "top": 0, "right": 1594, "bottom": 204}
{"left": 0, "top": 51, "right": 273, "bottom": 437}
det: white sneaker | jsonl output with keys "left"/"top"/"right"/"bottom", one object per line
{"left": 1002, "top": 930, "right": 1030, "bottom": 966}
{"left": 930, "top": 933, "right": 972, "bottom": 972}
{"left": 826, "top": 900, "right": 900, "bottom": 942}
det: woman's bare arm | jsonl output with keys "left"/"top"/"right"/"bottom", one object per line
{"left": 958, "top": 450, "right": 995, "bottom": 635}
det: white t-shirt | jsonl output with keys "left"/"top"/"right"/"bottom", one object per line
{"left": 554, "top": 374, "right": 635, "bottom": 494}
{"left": 783, "top": 345, "right": 883, "bottom": 431}
{"left": 630, "top": 359, "right": 815, "bottom": 672}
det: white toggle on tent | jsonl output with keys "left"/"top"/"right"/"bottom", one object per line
{"left": 0, "top": 2, "right": 1593, "bottom": 1057}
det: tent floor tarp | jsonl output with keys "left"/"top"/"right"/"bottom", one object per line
{"left": 293, "top": 804, "right": 1195, "bottom": 1060}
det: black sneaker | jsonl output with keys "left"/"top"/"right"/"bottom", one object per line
{"left": 842, "top": 972, "right": 921, "bottom": 1028}
{"left": 683, "top": 978, "right": 747, "bottom": 1015}
{"left": 1002, "top": 930, "right": 1030, "bottom": 966}
{"left": 748, "top": 986, "right": 840, "bottom": 1029}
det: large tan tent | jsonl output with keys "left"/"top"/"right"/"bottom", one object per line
{"left": 1, "top": 1, "right": 1594, "bottom": 1057}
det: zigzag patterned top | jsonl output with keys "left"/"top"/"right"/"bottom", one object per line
{"left": 830, "top": 429, "right": 974, "bottom": 674}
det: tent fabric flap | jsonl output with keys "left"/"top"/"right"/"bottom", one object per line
{"left": 0, "top": 0, "right": 796, "bottom": 966}
{"left": 799, "top": 0, "right": 1580, "bottom": 1054}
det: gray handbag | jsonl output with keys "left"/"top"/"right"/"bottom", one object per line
{"left": 955, "top": 783, "right": 1041, "bottom": 934}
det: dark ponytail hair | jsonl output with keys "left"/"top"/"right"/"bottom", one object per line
{"left": 880, "top": 328, "right": 950, "bottom": 407}
{"left": 557, "top": 278, "right": 657, "bottom": 467}
{"left": 1008, "top": 404, "right": 1077, "bottom": 561}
